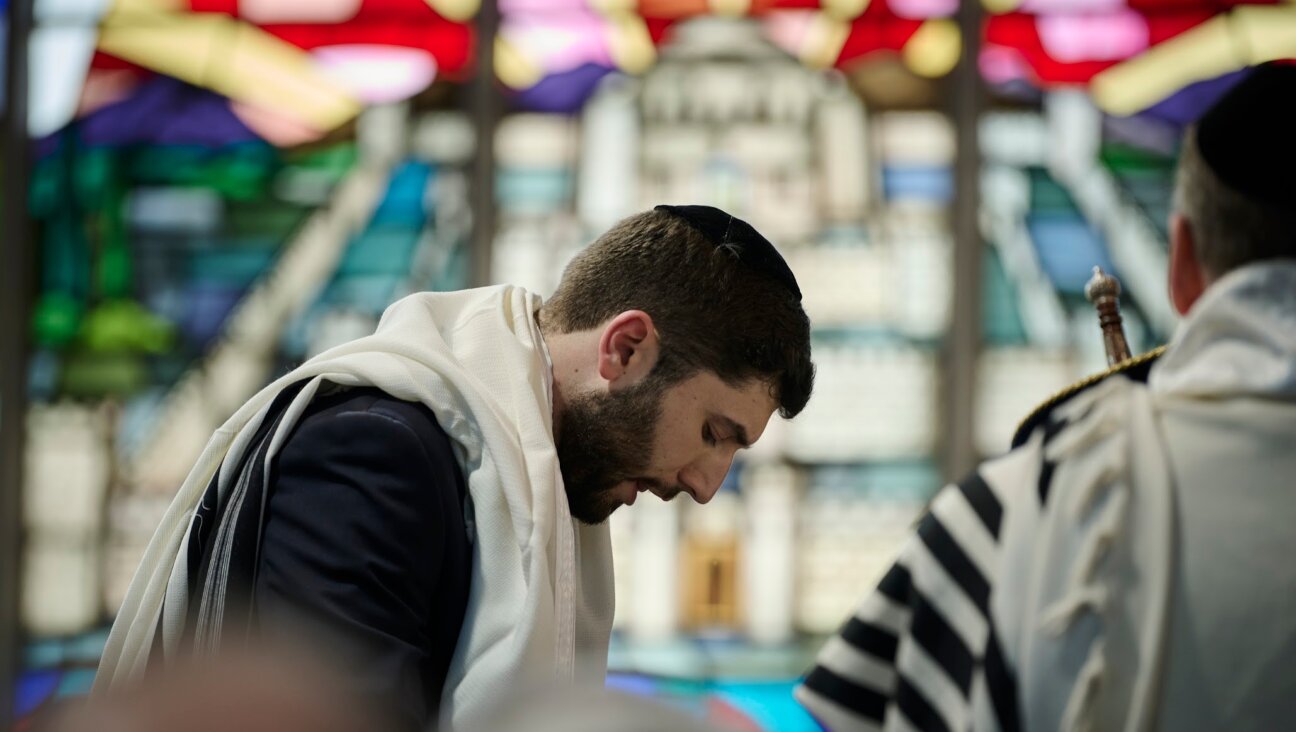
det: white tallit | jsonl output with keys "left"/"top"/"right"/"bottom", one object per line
{"left": 95, "top": 285, "right": 616, "bottom": 731}
{"left": 1009, "top": 260, "right": 1296, "bottom": 731}
{"left": 797, "top": 260, "right": 1296, "bottom": 732}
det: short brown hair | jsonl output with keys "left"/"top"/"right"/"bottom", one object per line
{"left": 540, "top": 209, "right": 814, "bottom": 418}
{"left": 1174, "top": 126, "right": 1296, "bottom": 277}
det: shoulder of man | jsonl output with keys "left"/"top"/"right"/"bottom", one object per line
{"left": 292, "top": 385, "right": 451, "bottom": 454}
{"left": 1010, "top": 346, "right": 1166, "bottom": 450}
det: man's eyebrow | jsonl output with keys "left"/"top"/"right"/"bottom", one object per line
{"left": 716, "top": 415, "right": 751, "bottom": 448}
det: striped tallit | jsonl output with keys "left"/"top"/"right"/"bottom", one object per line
{"left": 797, "top": 261, "right": 1296, "bottom": 732}
{"left": 796, "top": 374, "right": 1176, "bottom": 732}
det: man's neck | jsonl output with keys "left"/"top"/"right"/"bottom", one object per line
{"left": 539, "top": 325, "right": 563, "bottom": 440}
{"left": 540, "top": 326, "right": 602, "bottom": 443}
{"left": 549, "top": 354, "right": 566, "bottom": 441}
{"left": 540, "top": 328, "right": 576, "bottom": 443}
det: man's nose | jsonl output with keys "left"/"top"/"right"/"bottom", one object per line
{"left": 678, "top": 451, "right": 736, "bottom": 504}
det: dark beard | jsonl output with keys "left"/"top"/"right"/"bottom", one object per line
{"left": 556, "top": 378, "right": 664, "bottom": 525}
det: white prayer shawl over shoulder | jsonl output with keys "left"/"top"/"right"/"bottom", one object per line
{"left": 95, "top": 285, "right": 616, "bottom": 732}
{"left": 796, "top": 261, "right": 1296, "bottom": 732}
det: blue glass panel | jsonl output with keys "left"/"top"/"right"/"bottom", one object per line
{"left": 179, "top": 283, "right": 245, "bottom": 349}
{"left": 15, "top": 670, "right": 61, "bottom": 718}
{"left": 322, "top": 275, "right": 401, "bottom": 316}
{"left": 370, "top": 162, "right": 432, "bottom": 227}
{"left": 881, "top": 165, "right": 953, "bottom": 203}
{"left": 1027, "top": 214, "right": 1116, "bottom": 296}
{"left": 336, "top": 229, "right": 421, "bottom": 277}
{"left": 713, "top": 681, "right": 820, "bottom": 732}
{"left": 497, "top": 168, "right": 573, "bottom": 213}
{"left": 56, "top": 669, "right": 98, "bottom": 698}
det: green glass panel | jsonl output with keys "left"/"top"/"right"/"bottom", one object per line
{"left": 982, "top": 247, "right": 1028, "bottom": 346}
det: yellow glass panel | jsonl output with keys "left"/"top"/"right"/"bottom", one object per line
{"left": 981, "top": 0, "right": 1022, "bottom": 14}
{"left": 96, "top": 1, "right": 360, "bottom": 132}
{"left": 1235, "top": 6, "right": 1296, "bottom": 62}
{"left": 425, "top": 0, "right": 480, "bottom": 22}
{"left": 589, "top": 0, "right": 637, "bottom": 14}
{"left": 1092, "top": 8, "right": 1296, "bottom": 116}
{"left": 240, "top": 0, "right": 363, "bottom": 24}
{"left": 709, "top": 0, "right": 752, "bottom": 17}
{"left": 823, "top": 0, "right": 871, "bottom": 21}
{"left": 903, "top": 19, "right": 961, "bottom": 79}
{"left": 609, "top": 14, "right": 657, "bottom": 75}
{"left": 495, "top": 36, "right": 545, "bottom": 90}
{"left": 799, "top": 13, "right": 851, "bottom": 69}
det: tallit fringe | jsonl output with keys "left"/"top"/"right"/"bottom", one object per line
{"left": 1044, "top": 387, "right": 1121, "bottom": 463}
{"left": 1060, "top": 644, "right": 1107, "bottom": 732}
{"left": 1040, "top": 585, "right": 1108, "bottom": 636}
{"left": 1039, "top": 387, "right": 1133, "bottom": 732}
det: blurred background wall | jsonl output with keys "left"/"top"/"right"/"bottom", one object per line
{"left": 1, "top": 0, "right": 1293, "bottom": 728}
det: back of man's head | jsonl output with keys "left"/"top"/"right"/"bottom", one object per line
{"left": 1173, "top": 62, "right": 1296, "bottom": 279}
{"left": 540, "top": 206, "right": 814, "bottom": 418}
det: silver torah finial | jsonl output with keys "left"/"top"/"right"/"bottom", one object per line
{"left": 1085, "top": 266, "right": 1132, "bottom": 367}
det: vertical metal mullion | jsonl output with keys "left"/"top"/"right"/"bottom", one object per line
{"left": 469, "top": 0, "right": 501, "bottom": 288}
{"left": 1, "top": 0, "right": 35, "bottom": 724}
{"left": 942, "top": 0, "right": 985, "bottom": 484}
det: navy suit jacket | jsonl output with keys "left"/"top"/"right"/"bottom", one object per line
{"left": 254, "top": 386, "right": 472, "bottom": 732}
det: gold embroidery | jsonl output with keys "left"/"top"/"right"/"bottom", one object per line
{"left": 1015, "top": 346, "right": 1168, "bottom": 439}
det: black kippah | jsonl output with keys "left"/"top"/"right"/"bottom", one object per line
{"left": 654, "top": 204, "right": 802, "bottom": 301}
{"left": 1195, "top": 61, "right": 1296, "bottom": 209}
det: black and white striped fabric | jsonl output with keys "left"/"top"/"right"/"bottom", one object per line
{"left": 795, "top": 364, "right": 1183, "bottom": 732}
{"left": 795, "top": 432, "right": 1048, "bottom": 732}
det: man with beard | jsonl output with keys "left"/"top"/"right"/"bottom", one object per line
{"left": 96, "top": 205, "right": 814, "bottom": 732}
